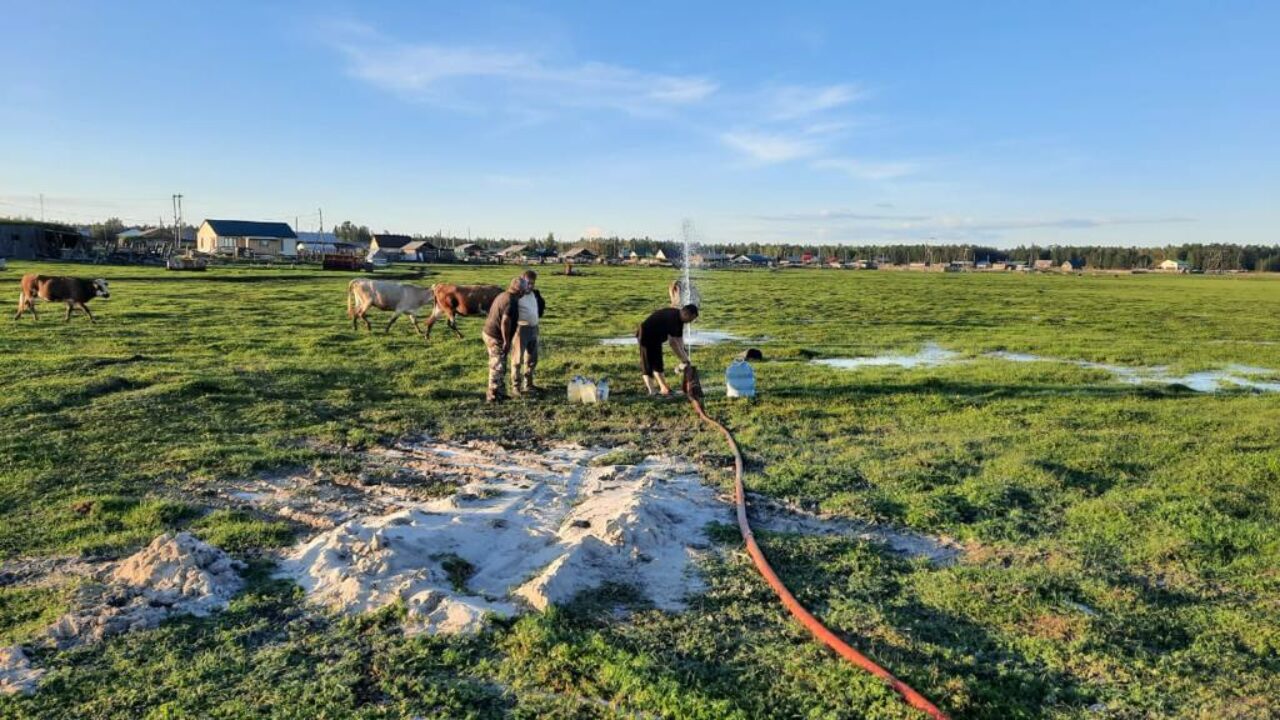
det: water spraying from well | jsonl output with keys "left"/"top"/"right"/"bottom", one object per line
{"left": 681, "top": 218, "right": 698, "bottom": 353}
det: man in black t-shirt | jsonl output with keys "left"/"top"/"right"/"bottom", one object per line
{"left": 636, "top": 304, "right": 699, "bottom": 396}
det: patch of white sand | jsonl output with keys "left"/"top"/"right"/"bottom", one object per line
{"left": 0, "top": 646, "right": 42, "bottom": 696}
{"left": 0, "top": 533, "right": 244, "bottom": 695}
{"left": 46, "top": 532, "right": 244, "bottom": 649}
{"left": 747, "top": 495, "right": 962, "bottom": 565}
{"left": 275, "top": 442, "right": 728, "bottom": 635}
{"left": 812, "top": 343, "right": 959, "bottom": 370}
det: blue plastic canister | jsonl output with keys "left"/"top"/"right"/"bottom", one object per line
{"left": 725, "top": 360, "right": 756, "bottom": 398}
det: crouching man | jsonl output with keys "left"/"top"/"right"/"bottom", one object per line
{"left": 482, "top": 276, "right": 529, "bottom": 403}
{"left": 635, "top": 304, "right": 699, "bottom": 396}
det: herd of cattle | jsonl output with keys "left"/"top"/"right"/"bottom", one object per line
{"left": 11, "top": 272, "right": 499, "bottom": 340}
{"left": 347, "top": 280, "right": 502, "bottom": 340}
{"left": 13, "top": 273, "right": 691, "bottom": 340}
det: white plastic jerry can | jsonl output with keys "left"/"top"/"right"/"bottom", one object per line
{"left": 568, "top": 375, "right": 584, "bottom": 402}
{"left": 725, "top": 360, "right": 756, "bottom": 398}
{"left": 595, "top": 377, "right": 610, "bottom": 402}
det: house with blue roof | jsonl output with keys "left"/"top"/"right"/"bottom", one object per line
{"left": 197, "top": 219, "right": 297, "bottom": 257}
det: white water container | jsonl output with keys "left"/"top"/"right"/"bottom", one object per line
{"left": 567, "top": 375, "right": 585, "bottom": 402}
{"left": 595, "top": 378, "right": 610, "bottom": 402}
{"left": 725, "top": 360, "right": 756, "bottom": 398}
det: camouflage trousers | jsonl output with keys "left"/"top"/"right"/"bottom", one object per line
{"left": 484, "top": 334, "right": 510, "bottom": 401}
{"left": 511, "top": 325, "right": 539, "bottom": 393}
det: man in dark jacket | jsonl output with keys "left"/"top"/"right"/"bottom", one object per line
{"left": 482, "top": 276, "right": 528, "bottom": 402}
{"left": 636, "top": 304, "right": 698, "bottom": 396}
{"left": 511, "top": 269, "right": 546, "bottom": 396}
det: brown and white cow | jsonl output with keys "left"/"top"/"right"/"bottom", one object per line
{"left": 347, "top": 279, "right": 437, "bottom": 338}
{"left": 424, "top": 283, "right": 503, "bottom": 339}
{"left": 14, "top": 274, "right": 110, "bottom": 322}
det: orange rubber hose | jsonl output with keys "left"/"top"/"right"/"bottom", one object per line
{"left": 689, "top": 394, "right": 950, "bottom": 720}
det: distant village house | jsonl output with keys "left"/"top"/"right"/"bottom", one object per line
{"left": 197, "top": 219, "right": 297, "bottom": 257}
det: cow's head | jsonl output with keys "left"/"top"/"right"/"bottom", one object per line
{"left": 94, "top": 279, "right": 110, "bottom": 299}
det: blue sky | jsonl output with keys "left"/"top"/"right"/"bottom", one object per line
{"left": 1, "top": 1, "right": 1276, "bottom": 247}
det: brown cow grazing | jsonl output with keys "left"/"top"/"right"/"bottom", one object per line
{"left": 425, "top": 283, "right": 503, "bottom": 339}
{"left": 346, "top": 279, "right": 437, "bottom": 338}
{"left": 15, "top": 274, "right": 110, "bottom": 322}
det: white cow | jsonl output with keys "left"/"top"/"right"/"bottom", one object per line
{"left": 347, "top": 279, "right": 437, "bottom": 338}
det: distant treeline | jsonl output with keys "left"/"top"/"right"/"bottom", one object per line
{"left": 11, "top": 215, "right": 1278, "bottom": 271}
{"left": 392, "top": 229, "right": 1280, "bottom": 271}
{"left": 706, "top": 242, "right": 1280, "bottom": 272}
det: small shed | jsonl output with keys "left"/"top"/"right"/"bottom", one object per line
{"left": 498, "top": 243, "right": 534, "bottom": 262}
{"left": 562, "top": 246, "right": 598, "bottom": 263}
{"left": 400, "top": 240, "right": 440, "bottom": 262}
{"left": 0, "top": 220, "right": 87, "bottom": 259}
{"left": 452, "top": 243, "right": 491, "bottom": 262}
{"left": 370, "top": 234, "right": 413, "bottom": 258}
{"left": 693, "top": 252, "right": 730, "bottom": 268}
{"left": 732, "top": 253, "right": 772, "bottom": 266}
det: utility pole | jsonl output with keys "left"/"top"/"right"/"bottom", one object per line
{"left": 318, "top": 208, "right": 323, "bottom": 235}
{"left": 176, "top": 194, "right": 183, "bottom": 249}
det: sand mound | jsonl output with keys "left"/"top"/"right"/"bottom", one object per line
{"left": 0, "top": 646, "right": 42, "bottom": 696}
{"left": 46, "top": 533, "right": 243, "bottom": 649}
{"left": 1, "top": 533, "right": 244, "bottom": 695}
{"left": 277, "top": 443, "right": 727, "bottom": 635}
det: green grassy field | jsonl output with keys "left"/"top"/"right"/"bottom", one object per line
{"left": 1, "top": 261, "right": 1278, "bottom": 719}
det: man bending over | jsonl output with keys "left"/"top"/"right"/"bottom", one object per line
{"left": 635, "top": 304, "right": 699, "bottom": 396}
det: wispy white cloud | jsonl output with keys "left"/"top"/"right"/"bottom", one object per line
{"left": 715, "top": 83, "right": 913, "bottom": 178}
{"left": 483, "top": 173, "right": 535, "bottom": 187}
{"left": 759, "top": 209, "right": 1195, "bottom": 228}
{"left": 325, "top": 22, "right": 716, "bottom": 114}
{"left": 719, "top": 130, "right": 822, "bottom": 163}
{"left": 757, "top": 209, "right": 931, "bottom": 222}
{"left": 811, "top": 157, "right": 919, "bottom": 180}
{"left": 765, "top": 83, "right": 864, "bottom": 120}
{"left": 753, "top": 209, "right": 1196, "bottom": 242}
{"left": 320, "top": 19, "right": 915, "bottom": 184}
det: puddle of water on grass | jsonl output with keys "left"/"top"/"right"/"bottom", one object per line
{"left": 987, "top": 352, "right": 1280, "bottom": 392}
{"left": 814, "top": 344, "right": 1280, "bottom": 393}
{"left": 600, "top": 329, "right": 752, "bottom": 346}
{"left": 811, "top": 343, "right": 959, "bottom": 370}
